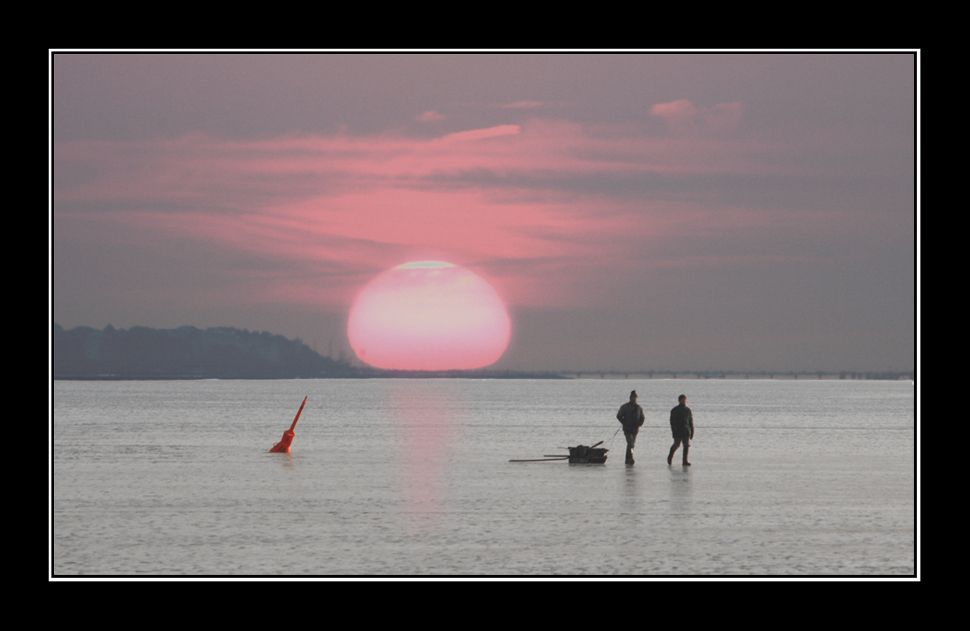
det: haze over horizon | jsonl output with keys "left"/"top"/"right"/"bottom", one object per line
{"left": 51, "top": 52, "right": 917, "bottom": 374}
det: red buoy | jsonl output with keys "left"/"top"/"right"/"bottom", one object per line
{"left": 270, "top": 396, "right": 307, "bottom": 453}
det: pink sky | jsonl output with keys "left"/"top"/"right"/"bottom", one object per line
{"left": 51, "top": 53, "right": 916, "bottom": 373}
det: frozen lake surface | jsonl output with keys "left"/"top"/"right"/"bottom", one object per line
{"left": 52, "top": 378, "right": 916, "bottom": 576}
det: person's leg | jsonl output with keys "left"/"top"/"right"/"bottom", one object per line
{"left": 625, "top": 429, "right": 637, "bottom": 464}
{"left": 667, "top": 436, "right": 682, "bottom": 465}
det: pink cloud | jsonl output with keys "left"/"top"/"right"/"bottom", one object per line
{"left": 650, "top": 99, "right": 698, "bottom": 121}
{"left": 502, "top": 100, "right": 543, "bottom": 109}
{"left": 416, "top": 110, "right": 446, "bottom": 122}
{"left": 650, "top": 99, "right": 743, "bottom": 135}
{"left": 439, "top": 124, "right": 521, "bottom": 142}
{"left": 55, "top": 115, "right": 859, "bottom": 315}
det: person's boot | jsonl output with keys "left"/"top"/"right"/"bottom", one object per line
{"left": 682, "top": 444, "right": 690, "bottom": 466}
{"left": 626, "top": 446, "right": 634, "bottom": 465}
{"left": 667, "top": 448, "right": 674, "bottom": 465}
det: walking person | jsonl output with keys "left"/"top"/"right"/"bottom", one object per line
{"left": 616, "top": 390, "right": 645, "bottom": 465}
{"left": 667, "top": 394, "right": 694, "bottom": 466}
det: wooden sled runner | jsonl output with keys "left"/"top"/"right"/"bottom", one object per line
{"left": 509, "top": 440, "right": 608, "bottom": 463}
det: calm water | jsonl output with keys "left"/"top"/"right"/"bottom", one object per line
{"left": 52, "top": 378, "right": 916, "bottom": 576}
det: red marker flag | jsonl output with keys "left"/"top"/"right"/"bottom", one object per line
{"left": 269, "top": 396, "right": 307, "bottom": 453}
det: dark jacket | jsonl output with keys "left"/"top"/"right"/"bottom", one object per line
{"left": 617, "top": 401, "right": 645, "bottom": 430}
{"left": 669, "top": 403, "right": 694, "bottom": 438}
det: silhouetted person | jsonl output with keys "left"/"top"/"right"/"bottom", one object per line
{"left": 668, "top": 394, "right": 694, "bottom": 466}
{"left": 616, "top": 390, "right": 645, "bottom": 465}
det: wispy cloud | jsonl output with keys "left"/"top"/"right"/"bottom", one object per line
{"left": 440, "top": 124, "right": 521, "bottom": 142}
{"left": 416, "top": 110, "right": 446, "bottom": 122}
{"left": 502, "top": 100, "right": 543, "bottom": 109}
{"left": 54, "top": 110, "right": 888, "bottom": 315}
{"left": 650, "top": 99, "right": 744, "bottom": 135}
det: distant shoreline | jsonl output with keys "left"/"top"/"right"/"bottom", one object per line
{"left": 52, "top": 370, "right": 914, "bottom": 381}
{"left": 556, "top": 370, "right": 914, "bottom": 381}
{"left": 51, "top": 324, "right": 914, "bottom": 382}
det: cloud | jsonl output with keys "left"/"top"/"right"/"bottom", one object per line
{"left": 53, "top": 113, "right": 883, "bottom": 317}
{"left": 439, "top": 125, "right": 521, "bottom": 142}
{"left": 416, "top": 110, "right": 446, "bottom": 122}
{"left": 650, "top": 99, "right": 743, "bottom": 135}
{"left": 502, "top": 100, "right": 543, "bottom": 109}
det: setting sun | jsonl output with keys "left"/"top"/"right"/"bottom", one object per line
{"left": 347, "top": 261, "right": 511, "bottom": 370}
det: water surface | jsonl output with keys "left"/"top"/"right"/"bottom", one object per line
{"left": 52, "top": 378, "right": 916, "bottom": 576}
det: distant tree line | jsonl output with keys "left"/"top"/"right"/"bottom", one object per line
{"left": 54, "top": 323, "right": 909, "bottom": 381}
{"left": 52, "top": 324, "right": 357, "bottom": 379}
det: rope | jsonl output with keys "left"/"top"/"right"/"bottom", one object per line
{"left": 606, "top": 426, "right": 621, "bottom": 452}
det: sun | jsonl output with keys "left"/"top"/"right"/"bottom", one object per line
{"left": 347, "top": 261, "right": 511, "bottom": 370}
